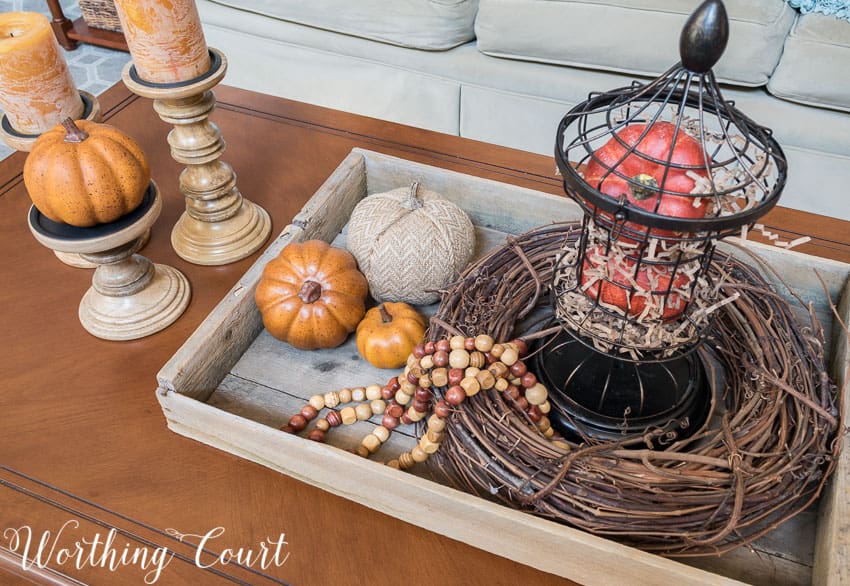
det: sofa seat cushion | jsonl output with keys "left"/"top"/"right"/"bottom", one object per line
{"left": 768, "top": 13, "right": 850, "bottom": 112}
{"left": 205, "top": 0, "right": 479, "bottom": 51}
{"left": 475, "top": 0, "right": 796, "bottom": 87}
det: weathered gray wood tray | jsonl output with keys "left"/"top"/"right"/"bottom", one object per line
{"left": 157, "top": 148, "right": 849, "bottom": 586}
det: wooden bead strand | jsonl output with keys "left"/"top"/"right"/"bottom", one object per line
{"left": 281, "top": 334, "right": 555, "bottom": 468}
{"left": 284, "top": 387, "right": 390, "bottom": 441}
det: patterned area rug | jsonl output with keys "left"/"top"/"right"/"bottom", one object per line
{"left": 0, "top": 0, "right": 130, "bottom": 160}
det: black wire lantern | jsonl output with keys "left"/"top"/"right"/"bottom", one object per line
{"left": 542, "top": 0, "right": 787, "bottom": 445}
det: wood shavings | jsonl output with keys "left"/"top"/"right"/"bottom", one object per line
{"left": 549, "top": 221, "right": 719, "bottom": 358}
{"left": 739, "top": 224, "right": 813, "bottom": 250}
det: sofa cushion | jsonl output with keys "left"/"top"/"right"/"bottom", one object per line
{"left": 206, "top": 0, "right": 479, "bottom": 51}
{"left": 768, "top": 13, "right": 850, "bottom": 112}
{"left": 475, "top": 0, "right": 796, "bottom": 87}
{"left": 198, "top": 0, "right": 850, "bottom": 220}
{"left": 201, "top": 25, "right": 463, "bottom": 134}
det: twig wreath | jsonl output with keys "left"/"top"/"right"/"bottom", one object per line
{"left": 424, "top": 222, "right": 843, "bottom": 556}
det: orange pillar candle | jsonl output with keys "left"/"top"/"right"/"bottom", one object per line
{"left": 113, "top": 0, "right": 211, "bottom": 84}
{"left": 0, "top": 12, "right": 83, "bottom": 135}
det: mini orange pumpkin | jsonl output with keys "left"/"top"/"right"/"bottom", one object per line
{"left": 255, "top": 240, "right": 369, "bottom": 350}
{"left": 356, "top": 302, "right": 427, "bottom": 369}
{"left": 23, "top": 118, "right": 151, "bottom": 227}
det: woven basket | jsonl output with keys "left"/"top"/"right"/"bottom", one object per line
{"left": 79, "top": 0, "right": 122, "bottom": 33}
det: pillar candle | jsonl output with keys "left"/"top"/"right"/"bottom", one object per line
{"left": 0, "top": 12, "right": 83, "bottom": 135}
{"left": 113, "top": 0, "right": 211, "bottom": 84}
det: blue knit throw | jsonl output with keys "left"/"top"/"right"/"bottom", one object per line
{"left": 786, "top": 0, "right": 850, "bottom": 21}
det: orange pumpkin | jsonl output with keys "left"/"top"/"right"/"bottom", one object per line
{"left": 23, "top": 118, "right": 151, "bottom": 227}
{"left": 255, "top": 240, "right": 369, "bottom": 350}
{"left": 356, "top": 302, "right": 427, "bottom": 369}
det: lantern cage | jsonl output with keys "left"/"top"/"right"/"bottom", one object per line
{"left": 541, "top": 0, "right": 788, "bottom": 444}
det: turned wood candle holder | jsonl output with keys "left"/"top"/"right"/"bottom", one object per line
{"left": 28, "top": 181, "right": 190, "bottom": 341}
{"left": 121, "top": 48, "right": 271, "bottom": 266}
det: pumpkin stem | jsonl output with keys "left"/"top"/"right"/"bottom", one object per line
{"left": 298, "top": 280, "right": 322, "bottom": 304}
{"left": 378, "top": 304, "right": 393, "bottom": 324}
{"left": 61, "top": 118, "right": 89, "bottom": 143}
{"left": 400, "top": 181, "right": 424, "bottom": 210}
{"left": 630, "top": 173, "right": 659, "bottom": 201}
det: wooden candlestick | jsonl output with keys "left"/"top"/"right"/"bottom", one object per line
{"left": 55, "top": 228, "right": 150, "bottom": 270}
{"left": 121, "top": 48, "right": 271, "bottom": 266}
{"left": 28, "top": 181, "right": 190, "bottom": 341}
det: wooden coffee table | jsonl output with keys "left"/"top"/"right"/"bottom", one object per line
{"left": 1, "top": 82, "right": 847, "bottom": 585}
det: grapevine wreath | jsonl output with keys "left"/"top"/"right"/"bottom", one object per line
{"left": 422, "top": 222, "right": 843, "bottom": 555}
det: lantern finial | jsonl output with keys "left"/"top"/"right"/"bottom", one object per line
{"left": 679, "top": 0, "right": 729, "bottom": 73}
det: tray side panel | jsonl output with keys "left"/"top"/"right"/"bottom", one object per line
{"left": 158, "top": 391, "right": 743, "bottom": 586}
{"left": 358, "top": 148, "right": 583, "bottom": 233}
{"left": 813, "top": 277, "right": 850, "bottom": 586}
{"left": 155, "top": 275, "right": 265, "bottom": 402}
{"left": 717, "top": 240, "right": 850, "bottom": 356}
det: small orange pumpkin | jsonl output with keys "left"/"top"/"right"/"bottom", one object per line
{"left": 255, "top": 240, "right": 369, "bottom": 350}
{"left": 356, "top": 302, "right": 427, "bottom": 369}
{"left": 23, "top": 118, "right": 151, "bottom": 227}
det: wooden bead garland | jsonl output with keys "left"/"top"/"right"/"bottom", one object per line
{"left": 280, "top": 334, "right": 556, "bottom": 467}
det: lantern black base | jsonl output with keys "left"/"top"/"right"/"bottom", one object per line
{"left": 533, "top": 329, "right": 710, "bottom": 447}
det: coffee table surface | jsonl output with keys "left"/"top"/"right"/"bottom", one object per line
{"left": 1, "top": 82, "right": 847, "bottom": 586}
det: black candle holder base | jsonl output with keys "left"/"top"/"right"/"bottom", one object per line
{"left": 533, "top": 328, "right": 710, "bottom": 447}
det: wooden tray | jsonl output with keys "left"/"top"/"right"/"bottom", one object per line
{"left": 157, "top": 149, "right": 849, "bottom": 586}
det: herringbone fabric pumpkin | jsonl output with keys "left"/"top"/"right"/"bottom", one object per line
{"left": 346, "top": 183, "right": 475, "bottom": 304}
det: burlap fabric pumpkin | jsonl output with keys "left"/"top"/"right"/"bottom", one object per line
{"left": 346, "top": 182, "right": 475, "bottom": 305}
